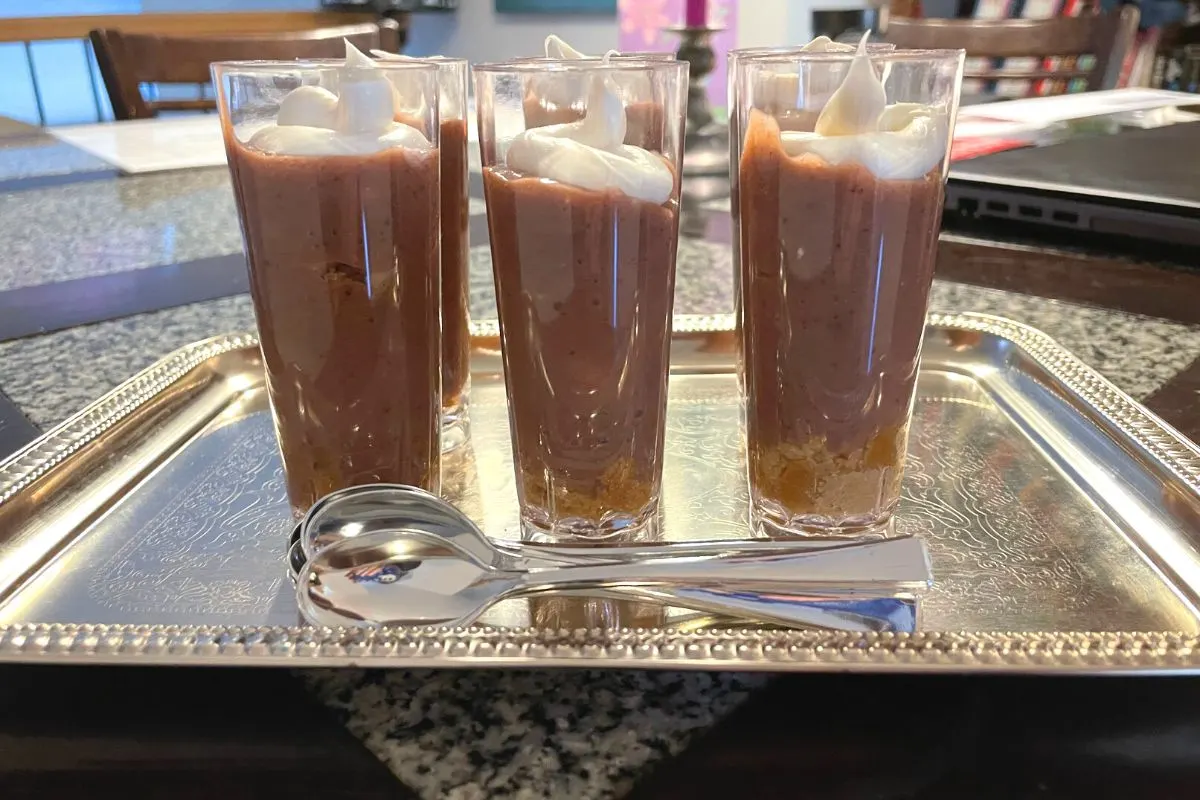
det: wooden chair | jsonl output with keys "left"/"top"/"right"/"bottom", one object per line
{"left": 884, "top": 7, "right": 1140, "bottom": 92}
{"left": 90, "top": 20, "right": 402, "bottom": 120}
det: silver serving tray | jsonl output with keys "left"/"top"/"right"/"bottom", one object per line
{"left": 3, "top": 313, "right": 1200, "bottom": 673}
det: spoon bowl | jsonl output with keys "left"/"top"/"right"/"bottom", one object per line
{"left": 299, "top": 531, "right": 505, "bottom": 626}
{"left": 301, "top": 484, "right": 487, "bottom": 561}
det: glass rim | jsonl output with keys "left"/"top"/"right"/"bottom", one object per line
{"left": 614, "top": 50, "right": 677, "bottom": 60}
{"left": 728, "top": 47, "right": 964, "bottom": 65}
{"left": 473, "top": 57, "right": 687, "bottom": 75}
{"left": 728, "top": 43, "right": 896, "bottom": 60}
{"left": 508, "top": 51, "right": 676, "bottom": 62}
{"left": 210, "top": 59, "right": 441, "bottom": 73}
{"left": 373, "top": 54, "right": 470, "bottom": 68}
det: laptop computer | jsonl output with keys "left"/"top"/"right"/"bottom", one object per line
{"left": 945, "top": 121, "right": 1200, "bottom": 248}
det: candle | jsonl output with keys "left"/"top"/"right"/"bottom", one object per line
{"left": 685, "top": 0, "right": 707, "bottom": 27}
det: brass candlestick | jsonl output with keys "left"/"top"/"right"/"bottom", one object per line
{"left": 665, "top": 25, "right": 728, "bottom": 176}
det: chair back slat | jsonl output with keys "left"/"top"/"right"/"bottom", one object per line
{"left": 90, "top": 21, "right": 399, "bottom": 120}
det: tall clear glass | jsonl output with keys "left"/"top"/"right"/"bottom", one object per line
{"left": 475, "top": 58, "right": 688, "bottom": 540}
{"left": 373, "top": 54, "right": 471, "bottom": 452}
{"left": 213, "top": 58, "right": 442, "bottom": 517}
{"left": 431, "top": 59, "right": 472, "bottom": 452}
{"left": 727, "top": 43, "right": 899, "bottom": 398}
{"left": 731, "top": 48, "right": 964, "bottom": 538}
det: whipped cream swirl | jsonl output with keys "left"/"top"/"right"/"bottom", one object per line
{"left": 370, "top": 50, "right": 464, "bottom": 119}
{"left": 506, "top": 71, "right": 673, "bottom": 204}
{"left": 247, "top": 40, "right": 430, "bottom": 157}
{"left": 531, "top": 35, "right": 598, "bottom": 109}
{"left": 800, "top": 35, "right": 855, "bottom": 53}
{"left": 778, "top": 34, "right": 947, "bottom": 180}
{"left": 755, "top": 36, "right": 893, "bottom": 116}
{"left": 544, "top": 34, "right": 588, "bottom": 60}
{"left": 529, "top": 35, "right": 649, "bottom": 110}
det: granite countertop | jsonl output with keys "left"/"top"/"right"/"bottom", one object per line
{"left": 2, "top": 239, "right": 1200, "bottom": 798}
{"left": 0, "top": 167, "right": 239, "bottom": 291}
{"left": 0, "top": 134, "right": 114, "bottom": 188}
{"left": 0, "top": 165, "right": 489, "bottom": 293}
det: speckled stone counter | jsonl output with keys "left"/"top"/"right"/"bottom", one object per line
{"left": 0, "top": 156, "right": 478, "bottom": 294}
{"left": 1, "top": 262, "right": 1196, "bottom": 431}
{"left": 0, "top": 167, "right": 240, "bottom": 291}
{"left": 2, "top": 245, "right": 1199, "bottom": 799}
{"left": 0, "top": 135, "right": 113, "bottom": 188}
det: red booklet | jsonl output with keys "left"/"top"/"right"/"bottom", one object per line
{"left": 950, "top": 137, "right": 1034, "bottom": 162}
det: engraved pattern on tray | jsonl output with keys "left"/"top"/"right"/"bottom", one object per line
{"left": 903, "top": 386, "right": 1106, "bottom": 629}
{"left": 86, "top": 417, "right": 290, "bottom": 617}
{"left": 1, "top": 412, "right": 296, "bottom": 626}
{"left": 0, "top": 334, "right": 259, "bottom": 505}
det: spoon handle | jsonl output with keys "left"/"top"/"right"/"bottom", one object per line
{"left": 570, "top": 586, "right": 917, "bottom": 633}
{"left": 507, "top": 537, "right": 905, "bottom": 568}
{"left": 515, "top": 537, "right": 930, "bottom": 591}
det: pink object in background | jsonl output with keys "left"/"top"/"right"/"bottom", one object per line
{"left": 618, "top": 0, "right": 736, "bottom": 111}
{"left": 684, "top": 0, "right": 707, "bottom": 26}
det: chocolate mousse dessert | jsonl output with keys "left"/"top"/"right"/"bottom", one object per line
{"left": 482, "top": 68, "right": 681, "bottom": 537}
{"left": 737, "top": 39, "right": 951, "bottom": 534}
{"left": 522, "top": 94, "right": 586, "bottom": 129}
{"left": 439, "top": 115, "right": 471, "bottom": 426}
{"left": 221, "top": 46, "right": 442, "bottom": 516}
{"left": 375, "top": 52, "right": 471, "bottom": 444}
{"left": 622, "top": 100, "right": 666, "bottom": 151}
{"left": 485, "top": 176, "right": 676, "bottom": 531}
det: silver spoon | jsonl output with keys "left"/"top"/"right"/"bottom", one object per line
{"left": 299, "top": 484, "right": 930, "bottom": 578}
{"left": 295, "top": 530, "right": 922, "bottom": 631}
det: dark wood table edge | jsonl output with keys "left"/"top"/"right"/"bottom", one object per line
{"left": 0, "top": 167, "right": 120, "bottom": 194}
{"left": 0, "top": 385, "right": 39, "bottom": 459}
{"left": 0, "top": 252, "right": 248, "bottom": 343}
{"left": 1143, "top": 355, "right": 1200, "bottom": 444}
{"left": 937, "top": 232, "right": 1200, "bottom": 326}
{"left": 700, "top": 207, "right": 1200, "bottom": 326}
{"left": 0, "top": 665, "right": 419, "bottom": 799}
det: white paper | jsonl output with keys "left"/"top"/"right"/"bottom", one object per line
{"left": 952, "top": 119, "right": 1050, "bottom": 140}
{"left": 49, "top": 115, "right": 226, "bottom": 174}
{"left": 956, "top": 88, "right": 1200, "bottom": 125}
{"left": 52, "top": 112, "right": 482, "bottom": 174}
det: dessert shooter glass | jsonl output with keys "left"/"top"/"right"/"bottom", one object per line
{"left": 731, "top": 48, "right": 964, "bottom": 538}
{"left": 213, "top": 59, "right": 442, "bottom": 517}
{"left": 431, "top": 59, "right": 472, "bottom": 453}
{"left": 373, "top": 54, "right": 471, "bottom": 452}
{"left": 475, "top": 57, "right": 688, "bottom": 540}
{"left": 727, "top": 43, "right": 896, "bottom": 398}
